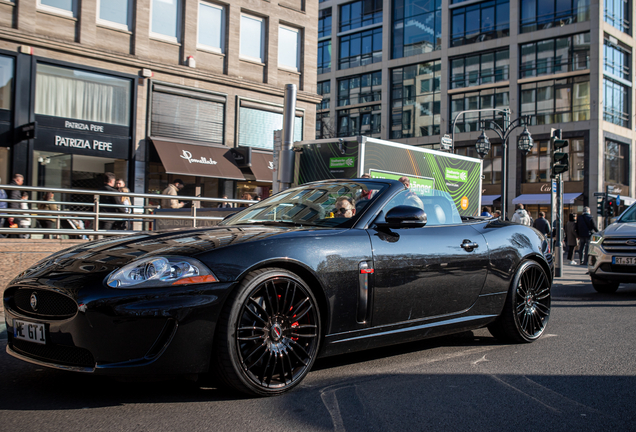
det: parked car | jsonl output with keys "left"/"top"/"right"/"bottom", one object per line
{"left": 3, "top": 179, "right": 553, "bottom": 396}
{"left": 587, "top": 201, "right": 636, "bottom": 293}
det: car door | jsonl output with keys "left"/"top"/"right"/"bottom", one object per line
{"left": 368, "top": 191, "right": 489, "bottom": 327}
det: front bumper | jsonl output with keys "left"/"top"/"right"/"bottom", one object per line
{"left": 3, "top": 281, "right": 235, "bottom": 375}
{"left": 588, "top": 242, "right": 636, "bottom": 283}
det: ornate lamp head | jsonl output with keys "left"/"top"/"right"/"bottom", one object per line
{"left": 475, "top": 130, "right": 491, "bottom": 159}
{"left": 518, "top": 126, "right": 534, "bottom": 155}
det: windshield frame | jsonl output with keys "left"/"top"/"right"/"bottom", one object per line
{"left": 219, "top": 181, "right": 390, "bottom": 229}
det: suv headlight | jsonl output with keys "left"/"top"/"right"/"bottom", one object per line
{"left": 590, "top": 234, "right": 603, "bottom": 244}
{"left": 106, "top": 256, "right": 217, "bottom": 288}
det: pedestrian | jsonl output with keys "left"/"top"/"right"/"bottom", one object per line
{"left": 565, "top": 213, "right": 578, "bottom": 265}
{"left": 38, "top": 191, "right": 59, "bottom": 239}
{"left": 116, "top": 178, "right": 126, "bottom": 189}
{"left": 511, "top": 203, "right": 531, "bottom": 226}
{"left": 533, "top": 211, "right": 551, "bottom": 237}
{"left": 576, "top": 206, "right": 597, "bottom": 266}
{"left": 239, "top": 192, "right": 252, "bottom": 207}
{"left": 492, "top": 210, "right": 502, "bottom": 219}
{"left": 99, "top": 172, "right": 126, "bottom": 231}
{"left": 161, "top": 179, "right": 185, "bottom": 209}
{"left": 481, "top": 206, "right": 492, "bottom": 217}
{"left": 217, "top": 196, "right": 232, "bottom": 208}
{"left": 398, "top": 176, "right": 424, "bottom": 208}
{"left": 115, "top": 187, "right": 132, "bottom": 230}
{"left": 6, "top": 174, "right": 25, "bottom": 238}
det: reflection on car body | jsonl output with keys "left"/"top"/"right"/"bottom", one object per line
{"left": 3, "top": 179, "right": 553, "bottom": 396}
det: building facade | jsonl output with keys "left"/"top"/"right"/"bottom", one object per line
{"left": 317, "top": 0, "right": 636, "bottom": 221}
{"left": 0, "top": 0, "right": 320, "bottom": 206}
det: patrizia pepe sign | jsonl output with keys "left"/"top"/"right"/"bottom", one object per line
{"left": 180, "top": 150, "right": 218, "bottom": 165}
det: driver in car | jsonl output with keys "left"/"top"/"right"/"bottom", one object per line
{"left": 334, "top": 196, "right": 356, "bottom": 218}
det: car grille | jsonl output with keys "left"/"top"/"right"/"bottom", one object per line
{"left": 11, "top": 339, "right": 95, "bottom": 368}
{"left": 600, "top": 264, "right": 636, "bottom": 274}
{"left": 601, "top": 238, "right": 636, "bottom": 253}
{"left": 13, "top": 288, "right": 77, "bottom": 319}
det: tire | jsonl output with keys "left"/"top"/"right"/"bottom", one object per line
{"left": 591, "top": 277, "right": 620, "bottom": 293}
{"left": 488, "top": 260, "right": 551, "bottom": 343}
{"left": 213, "top": 268, "right": 321, "bottom": 396}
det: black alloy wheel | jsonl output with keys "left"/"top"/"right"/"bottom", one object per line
{"left": 488, "top": 260, "right": 551, "bottom": 343}
{"left": 214, "top": 268, "right": 321, "bottom": 396}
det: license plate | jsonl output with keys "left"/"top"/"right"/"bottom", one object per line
{"left": 13, "top": 319, "right": 46, "bottom": 345}
{"left": 613, "top": 257, "right": 636, "bottom": 265}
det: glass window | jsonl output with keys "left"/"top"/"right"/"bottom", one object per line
{"left": 451, "top": 88, "right": 509, "bottom": 133}
{"left": 339, "top": 27, "right": 382, "bottom": 70}
{"left": 198, "top": 2, "right": 224, "bottom": 52}
{"left": 391, "top": 61, "right": 441, "bottom": 138}
{"left": 239, "top": 107, "right": 303, "bottom": 149}
{"left": 520, "top": 32, "right": 589, "bottom": 78}
{"left": 604, "top": 0, "right": 630, "bottom": 34}
{"left": 451, "top": 0, "right": 509, "bottom": 47}
{"left": 279, "top": 26, "right": 300, "bottom": 71}
{"left": 450, "top": 49, "right": 509, "bottom": 89}
{"left": 520, "top": 77, "right": 590, "bottom": 125}
{"left": 39, "top": 0, "right": 75, "bottom": 16}
{"left": 520, "top": 0, "right": 590, "bottom": 33}
{"left": 337, "top": 105, "right": 381, "bottom": 137}
{"left": 393, "top": 0, "right": 442, "bottom": 58}
{"left": 603, "top": 78, "right": 630, "bottom": 128}
{"left": 0, "top": 55, "right": 14, "bottom": 111}
{"left": 338, "top": 71, "right": 381, "bottom": 107}
{"left": 35, "top": 63, "right": 131, "bottom": 126}
{"left": 318, "top": 41, "right": 332, "bottom": 75}
{"left": 151, "top": 0, "right": 180, "bottom": 41}
{"left": 340, "top": 0, "right": 382, "bottom": 32}
{"left": 604, "top": 37, "right": 631, "bottom": 80}
{"left": 605, "top": 140, "right": 629, "bottom": 185}
{"left": 240, "top": 14, "right": 265, "bottom": 63}
{"left": 319, "top": 8, "right": 332, "bottom": 38}
{"left": 98, "top": 0, "right": 130, "bottom": 29}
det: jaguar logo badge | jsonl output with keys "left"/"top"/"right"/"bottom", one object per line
{"left": 30, "top": 292, "right": 38, "bottom": 311}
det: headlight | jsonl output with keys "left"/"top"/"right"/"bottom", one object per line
{"left": 590, "top": 234, "right": 603, "bottom": 244}
{"left": 106, "top": 256, "right": 218, "bottom": 288}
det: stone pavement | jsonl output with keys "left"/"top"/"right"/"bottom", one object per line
{"left": 0, "top": 259, "right": 592, "bottom": 346}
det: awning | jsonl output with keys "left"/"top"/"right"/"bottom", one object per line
{"left": 481, "top": 195, "right": 501, "bottom": 206}
{"left": 513, "top": 193, "right": 583, "bottom": 205}
{"left": 249, "top": 151, "right": 274, "bottom": 182}
{"left": 152, "top": 139, "right": 245, "bottom": 180}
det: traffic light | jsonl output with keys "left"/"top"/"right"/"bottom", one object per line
{"left": 606, "top": 198, "right": 615, "bottom": 217}
{"left": 597, "top": 198, "right": 606, "bottom": 217}
{"left": 551, "top": 139, "right": 569, "bottom": 176}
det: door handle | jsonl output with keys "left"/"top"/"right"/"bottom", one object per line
{"left": 461, "top": 240, "right": 479, "bottom": 251}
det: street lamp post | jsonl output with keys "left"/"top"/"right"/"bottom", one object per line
{"left": 450, "top": 108, "right": 533, "bottom": 219}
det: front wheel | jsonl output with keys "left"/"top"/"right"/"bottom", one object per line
{"left": 591, "top": 277, "right": 620, "bottom": 293}
{"left": 488, "top": 260, "right": 551, "bottom": 343}
{"left": 213, "top": 268, "right": 321, "bottom": 396}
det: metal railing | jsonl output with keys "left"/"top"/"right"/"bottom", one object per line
{"left": 0, "top": 184, "right": 256, "bottom": 238}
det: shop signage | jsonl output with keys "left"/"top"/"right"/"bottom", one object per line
{"left": 180, "top": 149, "right": 218, "bottom": 165}
{"left": 445, "top": 167, "right": 468, "bottom": 183}
{"left": 64, "top": 120, "right": 106, "bottom": 133}
{"left": 36, "top": 115, "right": 129, "bottom": 137}
{"left": 15, "top": 122, "right": 38, "bottom": 142}
{"left": 34, "top": 128, "right": 129, "bottom": 159}
{"left": 230, "top": 147, "right": 253, "bottom": 168}
{"left": 541, "top": 184, "right": 552, "bottom": 192}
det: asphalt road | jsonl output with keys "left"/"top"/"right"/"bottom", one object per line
{"left": 1, "top": 265, "right": 635, "bottom": 432}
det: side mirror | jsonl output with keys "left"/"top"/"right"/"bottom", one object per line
{"left": 380, "top": 205, "right": 427, "bottom": 228}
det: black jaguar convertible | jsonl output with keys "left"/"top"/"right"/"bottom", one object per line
{"left": 3, "top": 179, "right": 553, "bottom": 396}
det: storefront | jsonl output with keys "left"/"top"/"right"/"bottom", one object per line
{"left": 31, "top": 63, "right": 134, "bottom": 200}
{"left": 0, "top": 51, "right": 14, "bottom": 184}
{"left": 514, "top": 182, "right": 584, "bottom": 223}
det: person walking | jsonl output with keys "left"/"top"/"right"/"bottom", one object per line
{"left": 18, "top": 192, "right": 31, "bottom": 238}
{"left": 99, "top": 172, "right": 125, "bottom": 231}
{"left": 565, "top": 213, "right": 578, "bottom": 265}
{"left": 217, "top": 196, "right": 232, "bottom": 208}
{"left": 481, "top": 206, "right": 492, "bottom": 217}
{"left": 6, "top": 174, "right": 25, "bottom": 238}
{"left": 0, "top": 179, "right": 7, "bottom": 237}
{"left": 161, "top": 179, "right": 185, "bottom": 209}
{"left": 38, "top": 191, "right": 59, "bottom": 239}
{"left": 576, "top": 206, "right": 597, "bottom": 266}
{"left": 511, "top": 203, "right": 531, "bottom": 226}
{"left": 533, "top": 211, "right": 551, "bottom": 237}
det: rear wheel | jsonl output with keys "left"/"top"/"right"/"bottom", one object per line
{"left": 488, "top": 260, "right": 551, "bottom": 343}
{"left": 213, "top": 268, "right": 321, "bottom": 396}
{"left": 591, "top": 277, "right": 620, "bottom": 293}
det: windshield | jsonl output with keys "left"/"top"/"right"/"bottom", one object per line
{"left": 619, "top": 203, "right": 636, "bottom": 222}
{"left": 220, "top": 181, "right": 389, "bottom": 228}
